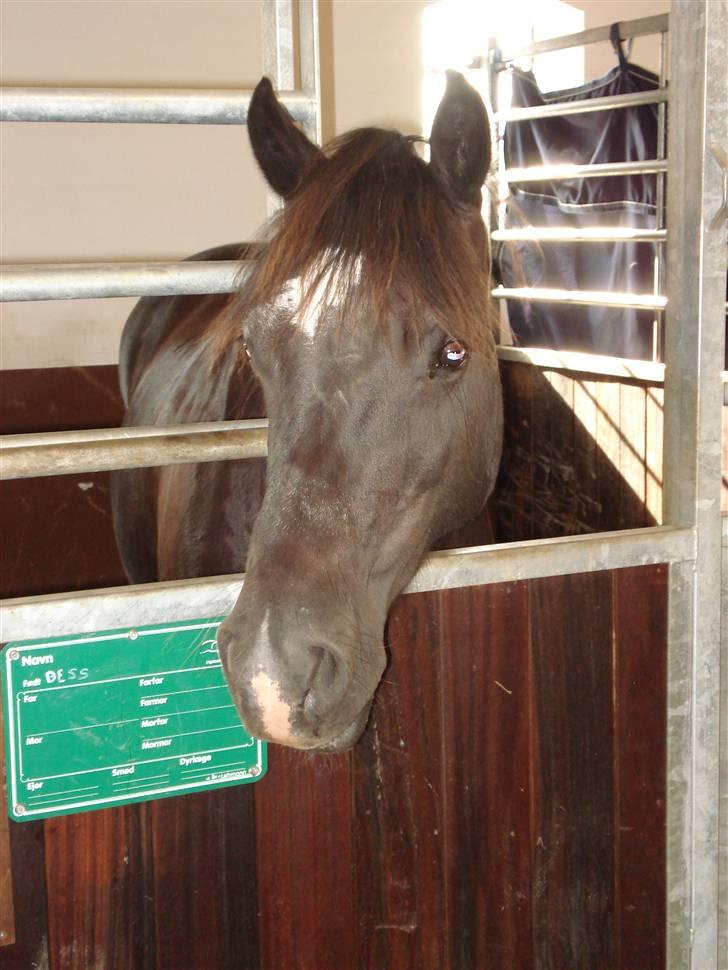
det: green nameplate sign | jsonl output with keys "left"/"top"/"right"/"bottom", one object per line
{"left": 2, "top": 619, "right": 266, "bottom": 821}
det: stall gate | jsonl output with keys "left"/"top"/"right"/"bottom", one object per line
{"left": 0, "top": 2, "right": 726, "bottom": 968}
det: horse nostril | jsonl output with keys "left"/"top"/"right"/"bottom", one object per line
{"left": 299, "top": 643, "right": 349, "bottom": 727}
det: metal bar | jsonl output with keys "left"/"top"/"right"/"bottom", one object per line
{"left": 494, "top": 13, "right": 669, "bottom": 64}
{"left": 662, "top": 2, "right": 727, "bottom": 966}
{"left": 0, "top": 348, "right": 691, "bottom": 478}
{"left": 261, "top": 0, "right": 296, "bottom": 91}
{"left": 653, "top": 29, "right": 668, "bottom": 361}
{"left": 261, "top": 0, "right": 295, "bottom": 217}
{"left": 0, "top": 260, "right": 247, "bottom": 302}
{"left": 0, "top": 525, "right": 695, "bottom": 643}
{"left": 298, "top": 0, "right": 322, "bottom": 144}
{"left": 720, "top": 515, "right": 728, "bottom": 967}
{"left": 492, "top": 286, "right": 666, "bottom": 311}
{"left": 496, "top": 346, "right": 665, "bottom": 383}
{"left": 494, "top": 88, "right": 667, "bottom": 124}
{"left": 0, "top": 86, "right": 316, "bottom": 127}
{"left": 492, "top": 227, "right": 666, "bottom": 243}
{"left": 503, "top": 158, "right": 668, "bottom": 183}
{"left": 0, "top": 421, "right": 268, "bottom": 480}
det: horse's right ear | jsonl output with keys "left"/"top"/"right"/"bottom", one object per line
{"left": 247, "top": 77, "right": 322, "bottom": 198}
{"left": 429, "top": 71, "right": 491, "bottom": 210}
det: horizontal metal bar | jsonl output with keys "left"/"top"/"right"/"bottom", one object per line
{"left": 0, "top": 348, "right": 675, "bottom": 481}
{"left": 503, "top": 158, "right": 668, "bottom": 183}
{"left": 0, "top": 420, "right": 268, "bottom": 480}
{"left": 494, "top": 13, "right": 669, "bottom": 63}
{"left": 492, "top": 227, "right": 666, "bottom": 243}
{"left": 0, "top": 345, "right": 680, "bottom": 481}
{"left": 494, "top": 88, "right": 668, "bottom": 124}
{"left": 0, "top": 525, "right": 695, "bottom": 642}
{"left": 0, "top": 260, "right": 246, "bottom": 302}
{"left": 497, "top": 345, "right": 665, "bottom": 383}
{"left": 0, "top": 86, "right": 315, "bottom": 126}
{"left": 492, "top": 286, "right": 667, "bottom": 310}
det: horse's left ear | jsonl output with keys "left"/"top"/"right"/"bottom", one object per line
{"left": 248, "top": 77, "right": 323, "bottom": 198}
{"left": 429, "top": 71, "right": 491, "bottom": 209}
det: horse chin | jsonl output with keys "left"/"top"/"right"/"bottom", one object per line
{"left": 316, "top": 704, "right": 372, "bottom": 753}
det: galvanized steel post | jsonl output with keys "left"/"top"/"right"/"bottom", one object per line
{"left": 662, "top": 1, "right": 727, "bottom": 966}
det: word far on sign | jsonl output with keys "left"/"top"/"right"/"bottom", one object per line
{"left": 1, "top": 619, "right": 266, "bottom": 821}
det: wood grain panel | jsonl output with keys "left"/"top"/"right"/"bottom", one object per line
{"left": 0, "top": 701, "right": 16, "bottom": 947}
{"left": 0, "top": 366, "right": 126, "bottom": 599}
{"left": 3, "top": 819, "right": 49, "bottom": 970}
{"left": 254, "top": 746, "right": 353, "bottom": 970}
{"left": 1, "top": 367, "right": 671, "bottom": 970}
{"left": 496, "top": 364, "right": 661, "bottom": 542}
{"left": 150, "top": 788, "right": 258, "bottom": 970}
{"left": 529, "top": 571, "right": 616, "bottom": 970}
{"left": 44, "top": 806, "right": 155, "bottom": 970}
{"left": 352, "top": 592, "right": 447, "bottom": 970}
{"left": 613, "top": 566, "right": 667, "bottom": 970}
{"left": 441, "top": 581, "right": 533, "bottom": 970}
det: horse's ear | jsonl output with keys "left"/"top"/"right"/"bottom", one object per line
{"left": 429, "top": 71, "right": 491, "bottom": 209}
{"left": 248, "top": 77, "right": 322, "bottom": 198}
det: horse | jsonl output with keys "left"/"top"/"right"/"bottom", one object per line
{"left": 111, "top": 71, "right": 503, "bottom": 753}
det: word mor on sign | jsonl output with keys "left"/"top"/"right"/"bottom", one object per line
{"left": 2, "top": 619, "right": 266, "bottom": 821}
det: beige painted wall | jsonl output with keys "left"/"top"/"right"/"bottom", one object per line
{"left": 570, "top": 0, "right": 669, "bottom": 79}
{"left": 1, "top": 0, "right": 668, "bottom": 370}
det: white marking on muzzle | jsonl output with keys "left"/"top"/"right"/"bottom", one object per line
{"left": 248, "top": 610, "right": 294, "bottom": 743}
{"left": 251, "top": 670, "right": 293, "bottom": 744}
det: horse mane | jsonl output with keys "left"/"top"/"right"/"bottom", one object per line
{"left": 214, "top": 127, "right": 497, "bottom": 361}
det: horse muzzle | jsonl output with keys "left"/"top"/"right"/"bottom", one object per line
{"left": 216, "top": 612, "right": 385, "bottom": 751}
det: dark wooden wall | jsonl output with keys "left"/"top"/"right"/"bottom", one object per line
{"left": 1, "top": 365, "right": 672, "bottom": 970}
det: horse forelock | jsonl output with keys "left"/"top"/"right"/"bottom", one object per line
{"left": 214, "top": 127, "right": 497, "bottom": 363}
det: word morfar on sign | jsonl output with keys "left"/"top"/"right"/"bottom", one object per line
{"left": 2, "top": 619, "right": 266, "bottom": 821}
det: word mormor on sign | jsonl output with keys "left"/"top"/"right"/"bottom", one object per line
{"left": 2, "top": 619, "right": 266, "bottom": 821}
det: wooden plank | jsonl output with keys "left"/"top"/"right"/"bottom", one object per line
{"left": 254, "top": 747, "right": 353, "bottom": 970}
{"left": 352, "top": 590, "right": 446, "bottom": 970}
{"left": 1, "top": 671, "right": 49, "bottom": 969}
{"left": 594, "top": 380, "right": 623, "bottom": 534}
{"left": 0, "top": 699, "right": 16, "bottom": 947}
{"left": 495, "top": 361, "right": 535, "bottom": 541}
{"left": 3, "top": 819, "right": 49, "bottom": 970}
{"left": 44, "top": 806, "right": 156, "bottom": 970}
{"left": 572, "top": 377, "right": 601, "bottom": 534}
{"left": 528, "top": 571, "right": 616, "bottom": 969}
{"left": 440, "top": 581, "right": 533, "bottom": 970}
{"left": 613, "top": 565, "right": 667, "bottom": 970}
{"left": 617, "top": 382, "right": 648, "bottom": 528}
{"left": 0, "top": 365, "right": 126, "bottom": 600}
{"left": 151, "top": 788, "right": 259, "bottom": 970}
{"left": 645, "top": 387, "right": 664, "bottom": 523}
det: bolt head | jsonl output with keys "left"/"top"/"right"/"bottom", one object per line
{"left": 14, "top": 803, "right": 26, "bottom": 816}
{"left": 7, "top": 648, "right": 19, "bottom": 661}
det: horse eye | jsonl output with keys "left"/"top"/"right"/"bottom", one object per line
{"left": 438, "top": 339, "right": 468, "bottom": 369}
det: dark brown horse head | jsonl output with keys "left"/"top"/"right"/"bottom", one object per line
{"left": 217, "top": 72, "right": 502, "bottom": 751}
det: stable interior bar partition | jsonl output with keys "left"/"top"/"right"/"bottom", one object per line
{"left": 0, "top": 8, "right": 725, "bottom": 965}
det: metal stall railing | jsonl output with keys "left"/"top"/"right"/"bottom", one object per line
{"left": 485, "top": 10, "right": 727, "bottom": 968}
{"left": 488, "top": 12, "right": 670, "bottom": 364}
{"left": 0, "top": 2, "right": 725, "bottom": 966}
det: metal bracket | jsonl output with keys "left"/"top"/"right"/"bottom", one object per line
{"left": 709, "top": 143, "right": 728, "bottom": 230}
